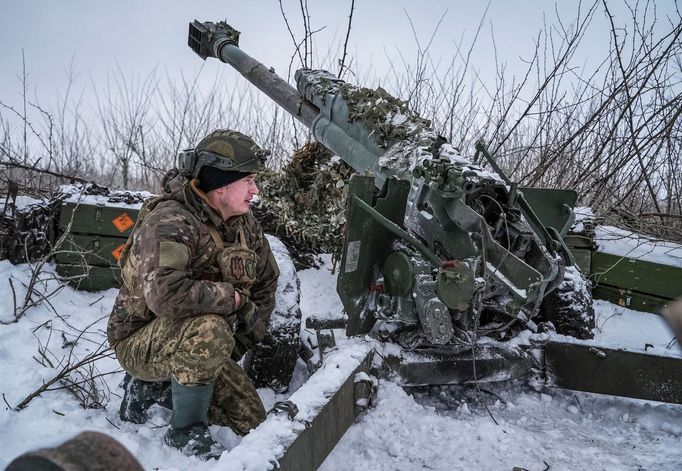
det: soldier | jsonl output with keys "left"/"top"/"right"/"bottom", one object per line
{"left": 107, "top": 130, "right": 279, "bottom": 460}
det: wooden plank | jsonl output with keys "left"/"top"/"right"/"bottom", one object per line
{"left": 545, "top": 341, "right": 682, "bottom": 404}
{"left": 591, "top": 251, "right": 682, "bottom": 300}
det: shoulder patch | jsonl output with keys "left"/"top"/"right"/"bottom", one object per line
{"left": 268, "top": 251, "right": 280, "bottom": 278}
{"left": 158, "top": 241, "right": 190, "bottom": 270}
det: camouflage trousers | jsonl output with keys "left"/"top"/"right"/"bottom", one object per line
{"left": 115, "top": 314, "right": 266, "bottom": 434}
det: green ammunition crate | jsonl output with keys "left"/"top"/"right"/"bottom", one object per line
{"left": 55, "top": 264, "right": 122, "bottom": 292}
{"left": 56, "top": 201, "right": 140, "bottom": 291}
{"left": 569, "top": 247, "right": 592, "bottom": 275}
{"left": 55, "top": 233, "right": 128, "bottom": 267}
{"left": 59, "top": 202, "right": 139, "bottom": 238}
{"left": 591, "top": 252, "right": 682, "bottom": 301}
{"left": 565, "top": 233, "right": 594, "bottom": 275}
{"left": 564, "top": 233, "right": 593, "bottom": 250}
{"left": 592, "top": 284, "right": 670, "bottom": 313}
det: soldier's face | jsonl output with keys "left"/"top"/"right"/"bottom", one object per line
{"left": 209, "top": 174, "right": 259, "bottom": 220}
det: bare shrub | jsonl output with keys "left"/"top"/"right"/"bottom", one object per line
{"left": 1, "top": 0, "right": 680, "bottom": 243}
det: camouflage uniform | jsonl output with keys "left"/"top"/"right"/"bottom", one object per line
{"left": 107, "top": 168, "right": 279, "bottom": 434}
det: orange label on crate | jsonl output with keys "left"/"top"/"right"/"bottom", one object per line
{"left": 112, "top": 212, "right": 134, "bottom": 233}
{"left": 111, "top": 243, "right": 126, "bottom": 262}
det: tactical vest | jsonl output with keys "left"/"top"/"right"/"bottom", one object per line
{"left": 118, "top": 195, "right": 257, "bottom": 320}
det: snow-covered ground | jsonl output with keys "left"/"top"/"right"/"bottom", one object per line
{"left": 1, "top": 254, "right": 681, "bottom": 470}
{"left": 323, "top": 379, "right": 682, "bottom": 470}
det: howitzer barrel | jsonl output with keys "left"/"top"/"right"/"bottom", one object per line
{"left": 187, "top": 19, "right": 573, "bottom": 340}
{"left": 188, "top": 20, "right": 318, "bottom": 129}
{"left": 188, "top": 20, "right": 393, "bottom": 188}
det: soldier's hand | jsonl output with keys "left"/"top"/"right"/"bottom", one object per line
{"left": 231, "top": 331, "right": 254, "bottom": 362}
{"left": 234, "top": 290, "right": 258, "bottom": 333}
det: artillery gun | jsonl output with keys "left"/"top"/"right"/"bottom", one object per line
{"left": 186, "top": 20, "right": 593, "bottom": 356}
{"left": 3, "top": 18, "right": 681, "bottom": 471}
{"left": 183, "top": 20, "right": 680, "bottom": 416}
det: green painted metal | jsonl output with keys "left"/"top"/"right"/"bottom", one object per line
{"left": 437, "top": 263, "right": 477, "bottom": 312}
{"left": 55, "top": 234, "right": 127, "bottom": 267}
{"left": 351, "top": 194, "right": 441, "bottom": 267}
{"left": 480, "top": 229, "right": 546, "bottom": 316}
{"left": 591, "top": 252, "right": 682, "bottom": 301}
{"left": 569, "top": 248, "right": 592, "bottom": 275}
{"left": 378, "top": 344, "right": 533, "bottom": 386}
{"left": 55, "top": 201, "right": 139, "bottom": 290}
{"left": 592, "top": 284, "right": 670, "bottom": 313}
{"left": 59, "top": 202, "right": 139, "bottom": 239}
{"left": 564, "top": 234, "right": 593, "bottom": 274}
{"left": 564, "top": 231, "right": 678, "bottom": 313}
{"left": 564, "top": 233, "right": 594, "bottom": 250}
{"left": 519, "top": 187, "right": 578, "bottom": 237}
{"left": 474, "top": 141, "right": 558, "bottom": 254}
{"left": 275, "top": 351, "right": 373, "bottom": 471}
{"left": 545, "top": 341, "right": 682, "bottom": 404}
{"left": 55, "top": 264, "right": 122, "bottom": 291}
{"left": 383, "top": 252, "right": 414, "bottom": 297}
{"left": 338, "top": 176, "right": 411, "bottom": 337}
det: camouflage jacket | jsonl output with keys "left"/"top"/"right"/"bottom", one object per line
{"left": 107, "top": 169, "right": 279, "bottom": 346}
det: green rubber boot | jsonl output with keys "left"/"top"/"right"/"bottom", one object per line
{"left": 163, "top": 377, "right": 225, "bottom": 460}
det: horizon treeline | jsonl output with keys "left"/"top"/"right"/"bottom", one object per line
{"left": 1, "top": 1, "right": 681, "bottom": 241}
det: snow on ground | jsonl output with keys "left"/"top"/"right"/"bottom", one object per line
{"left": 0, "top": 240, "right": 306, "bottom": 471}
{"left": 1, "top": 254, "right": 681, "bottom": 469}
{"left": 503, "top": 299, "right": 682, "bottom": 359}
{"left": 590, "top": 299, "right": 680, "bottom": 355}
{"left": 322, "top": 379, "right": 682, "bottom": 471}
{"left": 297, "top": 253, "right": 346, "bottom": 322}
{"left": 307, "top": 259, "right": 682, "bottom": 471}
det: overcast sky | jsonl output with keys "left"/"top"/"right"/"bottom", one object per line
{"left": 0, "top": 1, "right": 678, "bottom": 115}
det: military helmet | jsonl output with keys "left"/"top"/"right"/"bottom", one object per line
{"left": 178, "top": 129, "right": 270, "bottom": 178}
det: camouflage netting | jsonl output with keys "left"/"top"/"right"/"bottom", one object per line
{"left": 253, "top": 142, "right": 353, "bottom": 269}
{"left": 339, "top": 84, "right": 432, "bottom": 148}
{"left": 298, "top": 69, "right": 431, "bottom": 149}
{"left": 0, "top": 192, "right": 60, "bottom": 264}
{"left": 0, "top": 182, "right": 151, "bottom": 265}
{"left": 57, "top": 182, "right": 151, "bottom": 206}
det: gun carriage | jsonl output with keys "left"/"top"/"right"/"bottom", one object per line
{"left": 187, "top": 20, "right": 593, "bottom": 353}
